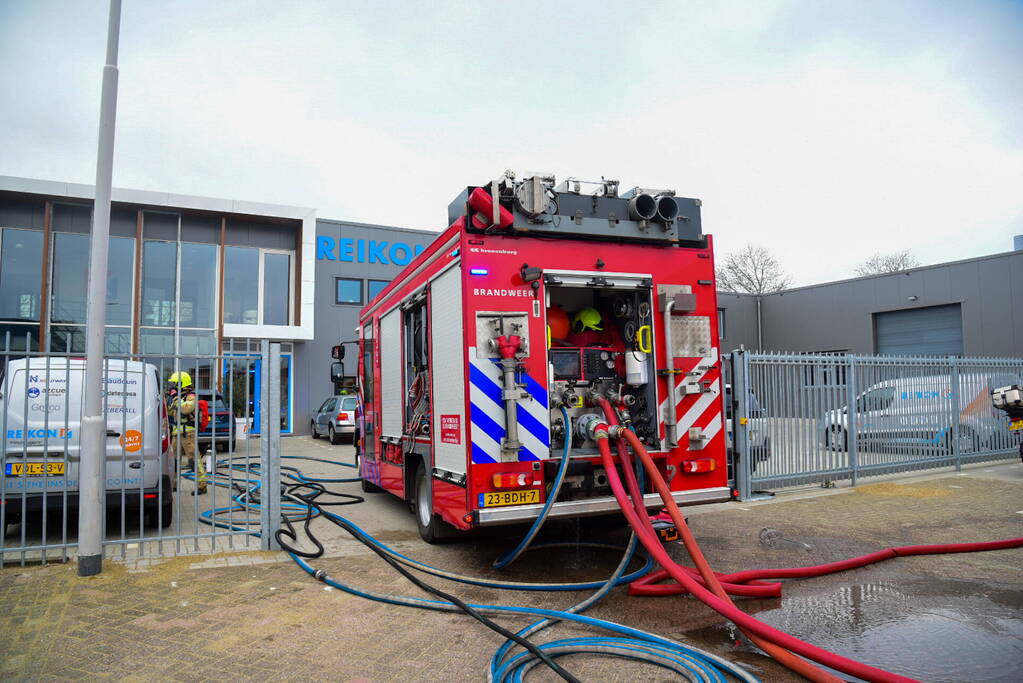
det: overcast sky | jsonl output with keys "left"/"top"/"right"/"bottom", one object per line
{"left": 2, "top": 0, "right": 1021, "bottom": 285}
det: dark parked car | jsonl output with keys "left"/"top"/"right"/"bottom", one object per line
{"left": 196, "top": 391, "right": 236, "bottom": 452}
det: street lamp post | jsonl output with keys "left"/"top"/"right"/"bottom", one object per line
{"left": 78, "top": 0, "right": 122, "bottom": 577}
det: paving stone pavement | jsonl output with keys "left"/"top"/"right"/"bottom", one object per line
{"left": 1, "top": 460, "right": 1021, "bottom": 682}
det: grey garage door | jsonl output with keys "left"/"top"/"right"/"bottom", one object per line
{"left": 874, "top": 304, "right": 963, "bottom": 356}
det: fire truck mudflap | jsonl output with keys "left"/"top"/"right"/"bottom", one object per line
{"left": 358, "top": 173, "right": 732, "bottom": 542}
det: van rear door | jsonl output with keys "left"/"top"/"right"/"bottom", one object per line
{"left": 101, "top": 362, "right": 163, "bottom": 492}
{"left": 3, "top": 360, "right": 162, "bottom": 496}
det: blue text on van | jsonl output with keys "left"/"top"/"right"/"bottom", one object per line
{"left": 7, "top": 428, "right": 74, "bottom": 439}
{"left": 901, "top": 390, "right": 954, "bottom": 400}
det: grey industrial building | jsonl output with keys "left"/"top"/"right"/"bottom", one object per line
{"left": 1, "top": 174, "right": 1019, "bottom": 437}
{"left": 717, "top": 247, "right": 1023, "bottom": 358}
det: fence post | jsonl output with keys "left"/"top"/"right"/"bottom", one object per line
{"left": 845, "top": 355, "right": 859, "bottom": 487}
{"left": 733, "top": 350, "right": 754, "bottom": 501}
{"left": 950, "top": 357, "right": 961, "bottom": 472}
{"left": 259, "top": 341, "right": 282, "bottom": 550}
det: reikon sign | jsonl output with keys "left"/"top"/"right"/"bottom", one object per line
{"left": 317, "top": 236, "right": 426, "bottom": 266}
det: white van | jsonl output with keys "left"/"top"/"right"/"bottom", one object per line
{"left": 820, "top": 373, "right": 1015, "bottom": 453}
{"left": 1, "top": 358, "right": 173, "bottom": 529}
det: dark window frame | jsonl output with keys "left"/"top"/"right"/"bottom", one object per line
{"left": 334, "top": 277, "right": 363, "bottom": 306}
{"left": 367, "top": 279, "right": 390, "bottom": 302}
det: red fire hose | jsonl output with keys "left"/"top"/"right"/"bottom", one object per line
{"left": 595, "top": 418, "right": 1023, "bottom": 682}
{"left": 594, "top": 400, "right": 841, "bottom": 683}
{"left": 630, "top": 537, "right": 1023, "bottom": 597}
{"left": 596, "top": 425, "right": 906, "bottom": 682}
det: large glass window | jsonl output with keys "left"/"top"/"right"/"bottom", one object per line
{"left": 49, "top": 326, "right": 131, "bottom": 354}
{"left": 0, "top": 323, "right": 39, "bottom": 351}
{"left": 51, "top": 233, "right": 89, "bottom": 323}
{"left": 105, "top": 327, "right": 132, "bottom": 354}
{"left": 106, "top": 238, "right": 135, "bottom": 326}
{"left": 224, "top": 246, "right": 259, "bottom": 324}
{"left": 142, "top": 241, "right": 178, "bottom": 326}
{"left": 179, "top": 330, "right": 216, "bottom": 355}
{"left": 140, "top": 328, "right": 174, "bottom": 355}
{"left": 51, "top": 234, "right": 135, "bottom": 325}
{"left": 263, "top": 252, "right": 290, "bottom": 325}
{"left": 224, "top": 246, "right": 293, "bottom": 326}
{"left": 179, "top": 243, "right": 218, "bottom": 329}
{"left": 0, "top": 228, "right": 44, "bottom": 322}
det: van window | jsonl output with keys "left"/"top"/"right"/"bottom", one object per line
{"left": 857, "top": 386, "right": 896, "bottom": 413}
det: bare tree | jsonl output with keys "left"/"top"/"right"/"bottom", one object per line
{"left": 715, "top": 245, "right": 791, "bottom": 295}
{"left": 854, "top": 249, "right": 919, "bottom": 276}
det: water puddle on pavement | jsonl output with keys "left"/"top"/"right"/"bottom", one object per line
{"left": 688, "top": 576, "right": 1023, "bottom": 682}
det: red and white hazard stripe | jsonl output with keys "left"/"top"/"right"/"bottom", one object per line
{"left": 658, "top": 348, "right": 723, "bottom": 447}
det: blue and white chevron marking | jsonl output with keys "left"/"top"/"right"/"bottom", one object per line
{"left": 468, "top": 347, "right": 550, "bottom": 463}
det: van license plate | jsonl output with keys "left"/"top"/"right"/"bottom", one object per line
{"left": 479, "top": 489, "right": 540, "bottom": 507}
{"left": 1010, "top": 419, "right": 1023, "bottom": 432}
{"left": 5, "top": 462, "right": 66, "bottom": 476}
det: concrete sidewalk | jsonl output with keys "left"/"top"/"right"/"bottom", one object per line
{"left": 2, "top": 458, "right": 1021, "bottom": 682}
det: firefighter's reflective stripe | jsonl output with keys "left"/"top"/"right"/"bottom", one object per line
{"left": 659, "top": 347, "right": 723, "bottom": 446}
{"left": 468, "top": 347, "right": 550, "bottom": 463}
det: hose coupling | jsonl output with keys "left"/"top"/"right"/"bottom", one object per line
{"left": 314, "top": 569, "right": 327, "bottom": 581}
{"left": 575, "top": 413, "right": 607, "bottom": 441}
{"left": 607, "top": 424, "right": 628, "bottom": 439}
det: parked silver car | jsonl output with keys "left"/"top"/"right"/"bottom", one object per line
{"left": 310, "top": 395, "right": 358, "bottom": 445}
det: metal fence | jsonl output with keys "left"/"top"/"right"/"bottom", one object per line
{"left": 0, "top": 334, "right": 283, "bottom": 567}
{"left": 729, "top": 350, "right": 1023, "bottom": 499}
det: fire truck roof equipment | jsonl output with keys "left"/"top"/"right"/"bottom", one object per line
{"left": 447, "top": 173, "right": 705, "bottom": 246}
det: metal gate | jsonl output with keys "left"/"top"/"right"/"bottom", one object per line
{"left": 0, "top": 335, "right": 282, "bottom": 567}
{"left": 728, "top": 350, "right": 1023, "bottom": 500}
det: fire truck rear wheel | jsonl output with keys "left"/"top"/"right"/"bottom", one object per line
{"left": 414, "top": 463, "right": 451, "bottom": 544}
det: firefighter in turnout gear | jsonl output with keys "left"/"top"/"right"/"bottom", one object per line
{"left": 167, "top": 371, "right": 207, "bottom": 495}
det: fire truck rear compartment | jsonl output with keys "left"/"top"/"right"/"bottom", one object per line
{"left": 546, "top": 283, "right": 659, "bottom": 456}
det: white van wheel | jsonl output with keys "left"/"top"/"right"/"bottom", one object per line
{"left": 827, "top": 426, "right": 847, "bottom": 452}
{"left": 946, "top": 426, "right": 978, "bottom": 454}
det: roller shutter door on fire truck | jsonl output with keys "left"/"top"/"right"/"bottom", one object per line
{"left": 380, "top": 308, "right": 402, "bottom": 439}
{"left": 429, "top": 265, "right": 466, "bottom": 475}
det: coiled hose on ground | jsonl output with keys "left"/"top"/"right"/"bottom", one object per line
{"left": 191, "top": 448, "right": 756, "bottom": 682}
{"left": 190, "top": 431, "right": 1023, "bottom": 682}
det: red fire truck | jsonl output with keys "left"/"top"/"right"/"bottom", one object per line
{"left": 356, "top": 173, "right": 729, "bottom": 542}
